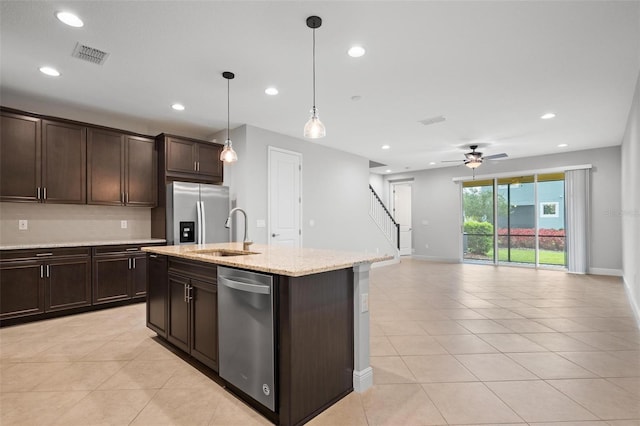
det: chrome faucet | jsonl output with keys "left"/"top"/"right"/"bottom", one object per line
{"left": 225, "top": 208, "right": 253, "bottom": 251}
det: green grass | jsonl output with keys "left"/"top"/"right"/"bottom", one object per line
{"left": 472, "top": 248, "right": 566, "bottom": 265}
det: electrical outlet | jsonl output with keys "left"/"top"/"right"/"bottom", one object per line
{"left": 120, "top": 220, "right": 128, "bottom": 229}
{"left": 18, "top": 220, "right": 28, "bottom": 230}
{"left": 360, "top": 293, "right": 369, "bottom": 313}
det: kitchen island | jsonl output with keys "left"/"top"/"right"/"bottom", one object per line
{"left": 143, "top": 242, "right": 391, "bottom": 426}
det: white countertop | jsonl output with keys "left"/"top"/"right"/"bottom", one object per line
{"left": 0, "top": 239, "right": 166, "bottom": 251}
{"left": 142, "top": 242, "right": 393, "bottom": 277}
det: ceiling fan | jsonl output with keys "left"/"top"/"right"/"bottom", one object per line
{"left": 442, "top": 145, "right": 508, "bottom": 169}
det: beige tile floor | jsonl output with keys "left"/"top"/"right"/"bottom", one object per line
{"left": 1, "top": 259, "right": 639, "bottom": 425}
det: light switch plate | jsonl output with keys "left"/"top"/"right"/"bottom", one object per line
{"left": 19, "top": 220, "right": 28, "bottom": 230}
{"left": 360, "top": 293, "right": 369, "bottom": 313}
{"left": 120, "top": 220, "right": 128, "bottom": 229}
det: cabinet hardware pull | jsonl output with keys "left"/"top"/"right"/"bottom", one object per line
{"left": 46, "top": 265, "right": 50, "bottom": 278}
{"left": 133, "top": 258, "right": 136, "bottom": 269}
{"left": 125, "top": 192, "right": 129, "bottom": 204}
{"left": 197, "top": 162, "right": 200, "bottom": 172}
{"left": 40, "top": 265, "right": 44, "bottom": 278}
{"left": 187, "top": 285, "right": 193, "bottom": 302}
{"left": 194, "top": 161, "right": 197, "bottom": 171}
{"left": 149, "top": 254, "right": 158, "bottom": 258}
{"left": 43, "top": 187, "right": 47, "bottom": 200}
{"left": 37, "top": 187, "right": 41, "bottom": 200}
{"left": 121, "top": 192, "right": 124, "bottom": 204}
{"left": 128, "top": 258, "right": 131, "bottom": 269}
{"left": 125, "top": 248, "right": 139, "bottom": 251}
{"left": 36, "top": 253, "right": 53, "bottom": 257}
{"left": 183, "top": 284, "right": 188, "bottom": 302}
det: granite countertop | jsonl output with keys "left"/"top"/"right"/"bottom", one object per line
{"left": 142, "top": 242, "right": 393, "bottom": 277}
{"left": 0, "top": 239, "right": 166, "bottom": 251}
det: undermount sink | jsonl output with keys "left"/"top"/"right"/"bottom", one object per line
{"left": 191, "top": 249, "right": 259, "bottom": 257}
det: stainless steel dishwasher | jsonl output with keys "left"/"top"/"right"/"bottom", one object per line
{"left": 217, "top": 266, "right": 275, "bottom": 411}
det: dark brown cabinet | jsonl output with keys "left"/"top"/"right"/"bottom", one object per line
{"left": 87, "top": 128, "right": 156, "bottom": 207}
{"left": 166, "top": 259, "right": 218, "bottom": 371}
{"left": 92, "top": 245, "right": 150, "bottom": 305}
{"left": 146, "top": 254, "right": 168, "bottom": 337}
{"left": 159, "top": 134, "right": 223, "bottom": 183}
{"left": 0, "top": 111, "right": 41, "bottom": 202}
{"left": 0, "top": 111, "right": 86, "bottom": 204}
{"left": 0, "top": 248, "right": 91, "bottom": 320}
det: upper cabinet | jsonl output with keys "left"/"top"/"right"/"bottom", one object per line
{"left": 87, "top": 128, "right": 156, "bottom": 207}
{"left": 0, "top": 111, "right": 86, "bottom": 204}
{"left": 159, "top": 134, "right": 223, "bottom": 183}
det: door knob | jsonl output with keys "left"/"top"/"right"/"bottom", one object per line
{"left": 272, "top": 233, "right": 280, "bottom": 237}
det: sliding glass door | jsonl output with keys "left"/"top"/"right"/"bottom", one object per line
{"left": 462, "top": 180, "right": 495, "bottom": 262}
{"left": 462, "top": 173, "right": 566, "bottom": 268}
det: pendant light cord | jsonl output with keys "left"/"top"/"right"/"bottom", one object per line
{"left": 227, "top": 77, "right": 230, "bottom": 142}
{"left": 312, "top": 27, "right": 316, "bottom": 109}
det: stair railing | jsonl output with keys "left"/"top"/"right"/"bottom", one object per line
{"left": 369, "top": 185, "right": 400, "bottom": 250}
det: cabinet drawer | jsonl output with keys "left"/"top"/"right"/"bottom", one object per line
{"left": 93, "top": 243, "right": 163, "bottom": 256}
{"left": 168, "top": 258, "right": 217, "bottom": 285}
{"left": 0, "top": 247, "right": 90, "bottom": 261}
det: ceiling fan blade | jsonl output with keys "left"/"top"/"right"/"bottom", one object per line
{"left": 483, "top": 153, "right": 508, "bottom": 160}
{"left": 441, "top": 160, "right": 464, "bottom": 163}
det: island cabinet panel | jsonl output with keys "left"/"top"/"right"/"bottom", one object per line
{"left": 41, "top": 120, "right": 87, "bottom": 204}
{"left": 0, "top": 111, "right": 41, "bottom": 202}
{"left": 146, "top": 254, "right": 168, "bottom": 337}
{"left": 278, "top": 268, "right": 354, "bottom": 426}
{"left": 166, "top": 259, "right": 218, "bottom": 371}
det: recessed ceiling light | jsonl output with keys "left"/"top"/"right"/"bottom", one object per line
{"left": 39, "top": 66, "right": 60, "bottom": 77}
{"left": 348, "top": 46, "right": 366, "bottom": 58}
{"left": 558, "top": 143, "right": 568, "bottom": 148}
{"left": 265, "top": 87, "right": 278, "bottom": 96}
{"left": 171, "top": 103, "right": 185, "bottom": 111}
{"left": 429, "top": 162, "right": 436, "bottom": 165}
{"left": 56, "top": 11, "right": 84, "bottom": 27}
{"left": 385, "top": 169, "right": 391, "bottom": 173}
{"left": 381, "top": 145, "right": 390, "bottom": 150}
{"left": 541, "top": 112, "right": 556, "bottom": 119}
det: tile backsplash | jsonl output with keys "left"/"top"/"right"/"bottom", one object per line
{"left": 0, "top": 202, "right": 151, "bottom": 245}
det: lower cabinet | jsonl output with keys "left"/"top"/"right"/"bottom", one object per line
{"left": 146, "top": 253, "right": 168, "bottom": 337}
{"left": 0, "top": 248, "right": 91, "bottom": 320}
{"left": 92, "top": 245, "right": 149, "bottom": 304}
{"left": 166, "top": 259, "right": 218, "bottom": 371}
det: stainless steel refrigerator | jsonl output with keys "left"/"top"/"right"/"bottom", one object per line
{"left": 166, "top": 182, "right": 230, "bottom": 245}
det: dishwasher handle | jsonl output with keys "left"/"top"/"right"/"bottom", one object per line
{"left": 219, "top": 275, "right": 271, "bottom": 295}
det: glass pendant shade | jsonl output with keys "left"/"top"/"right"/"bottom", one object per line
{"left": 303, "top": 107, "right": 326, "bottom": 139}
{"left": 220, "top": 139, "right": 238, "bottom": 163}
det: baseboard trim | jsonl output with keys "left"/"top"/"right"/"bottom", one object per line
{"left": 371, "top": 258, "right": 400, "bottom": 268}
{"left": 589, "top": 267, "right": 623, "bottom": 277}
{"left": 411, "top": 255, "right": 460, "bottom": 263}
{"left": 353, "top": 367, "right": 373, "bottom": 393}
{"left": 623, "top": 277, "right": 640, "bottom": 329}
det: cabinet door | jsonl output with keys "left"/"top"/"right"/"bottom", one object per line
{"left": 190, "top": 279, "right": 218, "bottom": 371}
{"left": 92, "top": 256, "right": 130, "bottom": 304}
{"left": 41, "top": 120, "right": 86, "bottom": 204}
{"left": 46, "top": 257, "right": 91, "bottom": 311}
{"left": 166, "top": 137, "right": 197, "bottom": 174}
{"left": 87, "top": 128, "right": 124, "bottom": 205}
{"left": 131, "top": 254, "right": 147, "bottom": 298}
{"left": 167, "top": 273, "right": 190, "bottom": 352}
{"left": 0, "top": 261, "right": 44, "bottom": 319}
{"left": 126, "top": 136, "right": 157, "bottom": 207}
{"left": 196, "top": 143, "right": 223, "bottom": 181}
{"left": 147, "top": 254, "right": 168, "bottom": 336}
{"left": 0, "top": 112, "right": 41, "bottom": 202}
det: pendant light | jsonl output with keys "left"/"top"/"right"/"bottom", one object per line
{"left": 303, "top": 15, "right": 326, "bottom": 139}
{"left": 220, "top": 71, "right": 238, "bottom": 163}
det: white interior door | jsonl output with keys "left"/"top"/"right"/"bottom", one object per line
{"left": 392, "top": 183, "right": 412, "bottom": 256}
{"left": 268, "top": 147, "right": 302, "bottom": 247}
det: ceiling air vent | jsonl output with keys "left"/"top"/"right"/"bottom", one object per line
{"left": 72, "top": 42, "right": 109, "bottom": 65}
{"left": 419, "top": 115, "right": 446, "bottom": 126}
{"left": 369, "top": 160, "right": 387, "bottom": 168}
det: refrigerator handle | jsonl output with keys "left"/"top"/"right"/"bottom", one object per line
{"left": 196, "top": 201, "right": 203, "bottom": 244}
{"left": 200, "top": 201, "right": 206, "bottom": 245}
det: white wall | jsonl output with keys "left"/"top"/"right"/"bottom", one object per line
{"left": 217, "top": 125, "right": 396, "bottom": 257}
{"left": 621, "top": 71, "right": 640, "bottom": 322}
{"left": 381, "top": 146, "right": 623, "bottom": 270}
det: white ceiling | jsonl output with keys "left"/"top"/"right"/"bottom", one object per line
{"left": 1, "top": 1, "right": 639, "bottom": 174}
